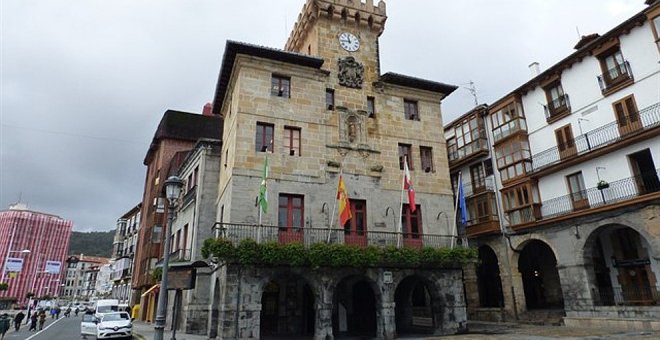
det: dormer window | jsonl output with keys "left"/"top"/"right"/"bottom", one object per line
{"left": 271, "top": 75, "right": 290, "bottom": 98}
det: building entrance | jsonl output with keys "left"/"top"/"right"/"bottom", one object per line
{"left": 333, "top": 277, "right": 377, "bottom": 338}
{"left": 260, "top": 276, "right": 314, "bottom": 338}
{"left": 394, "top": 276, "right": 436, "bottom": 335}
{"left": 518, "top": 240, "right": 564, "bottom": 309}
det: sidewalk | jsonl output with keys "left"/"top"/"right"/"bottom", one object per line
{"left": 132, "top": 321, "right": 208, "bottom": 340}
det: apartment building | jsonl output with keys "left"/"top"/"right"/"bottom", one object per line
{"left": 111, "top": 204, "right": 141, "bottom": 305}
{"left": 62, "top": 255, "right": 109, "bottom": 302}
{"left": 448, "top": 0, "right": 660, "bottom": 330}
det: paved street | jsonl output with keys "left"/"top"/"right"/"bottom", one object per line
{"left": 1, "top": 315, "right": 78, "bottom": 340}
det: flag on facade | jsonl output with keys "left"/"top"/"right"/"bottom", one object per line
{"left": 404, "top": 157, "right": 416, "bottom": 212}
{"left": 258, "top": 156, "right": 269, "bottom": 214}
{"left": 458, "top": 177, "right": 467, "bottom": 225}
{"left": 337, "top": 175, "right": 352, "bottom": 226}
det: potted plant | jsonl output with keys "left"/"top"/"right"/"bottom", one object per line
{"left": 597, "top": 180, "right": 609, "bottom": 190}
{"left": 0, "top": 282, "right": 8, "bottom": 291}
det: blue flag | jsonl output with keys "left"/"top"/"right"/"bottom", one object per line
{"left": 458, "top": 179, "right": 467, "bottom": 225}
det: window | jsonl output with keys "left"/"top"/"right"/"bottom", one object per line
{"left": 326, "top": 89, "right": 335, "bottom": 110}
{"left": 596, "top": 48, "right": 632, "bottom": 93}
{"left": 470, "top": 163, "right": 485, "bottom": 191}
{"left": 398, "top": 143, "right": 413, "bottom": 170}
{"left": 271, "top": 75, "right": 290, "bottom": 97}
{"left": 490, "top": 102, "right": 527, "bottom": 142}
{"left": 448, "top": 114, "right": 486, "bottom": 161}
{"left": 612, "top": 95, "right": 641, "bottom": 135}
{"left": 255, "top": 122, "right": 274, "bottom": 152}
{"left": 367, "top": 96, "right": 375, "bottom": 118}
{"left": 544, "top": 82, "right": 569, "bottom": 120}
{"left": 404, "top": 99, "right": 419, "bottom": 121}
{"left": 182, "top": 224, "right": 188, "bottom": 252}
{"left": 483, "top": 159, "right": 494, "bottom": 176}
{"left": 344, "top": 200, "right": 367, "bottom": 247}
{"left": 501, "top": 182, "right": 541, "bottom": 225}
{"left": 278, "top": 194, "right": 304, "bottom": 231}
{"left": 420, "top": 146, "right": 434, "bottom": 173}
{"left": 566, "top": 172, "right": 589, "bottom": 210}
{"left": 494, "top": 136, "right": 532, "bottom": 182}
{"left": 554, "top": 124, "right": 576, "bottom": 160}
{"left": 401, "top": 204, "right": 422, "bottom": 237}
{"left": 652, "top": 15, "right": 660, "bottom": 52}
{"left": 283, "top": 126, "right": 301, "bottom": 156}
{"left": 467, "top": 193, "right": 497, "bottom": 224}
{"left": 151, "top": 225, "right": 162, "bottom": 243}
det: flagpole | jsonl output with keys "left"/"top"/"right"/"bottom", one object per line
{"left": 397, "top": 156, "right": 406, "bottom": 248}
{"left": 328, "top": 169, "right": 340, "bottom": 243}
{"left": 451, "top": 171, "right": 462, "bottom": 249}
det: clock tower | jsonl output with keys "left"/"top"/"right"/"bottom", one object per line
{"left": 285, "top": 0, "right": 387, "bottom": 98}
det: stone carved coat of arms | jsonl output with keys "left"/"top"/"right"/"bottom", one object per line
{"left": 338, "top": 57, "right": 364, "bottom": 89}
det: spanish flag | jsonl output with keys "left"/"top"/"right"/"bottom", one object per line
{"left": 337, "top": 175, "right": 352, "bottom": 226}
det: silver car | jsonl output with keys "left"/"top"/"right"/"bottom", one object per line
{"left": 96, "top": 312, "right": 133, "bottom": 339}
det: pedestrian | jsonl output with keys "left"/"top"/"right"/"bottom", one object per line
{"left": 0, "top": 313, "right": 10, "bottom": 340}
{"left": 55, "top": 307, "right": 60, "bottom": 319}
{"left": 50, "top": 307, "right": 56, "bottom": 319}
{"left": 74, "top": 307, "right": 79, "bottom": 316}
{"left": 13, "top": 311, "right": 25, "bottom": 331}
{"left": 28, "top": 312, "right": 37, "bottom": 331}
{"left": 64, "top": 308, "right": 70, "bottom": 318}
{"left": 38, "top": 310, "right": 46, "bottom": 330}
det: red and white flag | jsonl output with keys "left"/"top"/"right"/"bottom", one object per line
{"left": 404, "top": 157, "right": 416, "bottom": 212}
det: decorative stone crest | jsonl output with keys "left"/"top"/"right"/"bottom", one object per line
{"left": 338, "top": 108, "right": 367, "bottom": 147}
{"left": 338, "top": 57, "right": 364, "bottom": 88}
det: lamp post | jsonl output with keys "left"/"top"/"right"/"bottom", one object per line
{"left": 154, "top": 176, "right": 184, "bottom": 340}
{"left": 1, "top": 249, "right": 31, "bottom": 283}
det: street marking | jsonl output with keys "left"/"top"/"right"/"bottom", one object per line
{"left": 23, "top": 317, "right": 65, "bottom": 340}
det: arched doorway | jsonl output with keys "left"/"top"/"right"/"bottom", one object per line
{"left": 584, "top": 225, "right": 658, "bottom": 306}
{"left": 477, "top": 246, "right": 504, "bottom": 307}
{"left": 394, "top": 276, "right": 436, "bottom": 335}
{"left": 260, "top": 275, "right": 315, "bottom": 338}
{"left": 333, "top": 276, "right": 378, "bottom": 338}
{"left": 209, "top": 279, "right": 220, "bottom": 338}
{"left": 518, "top": 240, "right": 564, "bottom": 309}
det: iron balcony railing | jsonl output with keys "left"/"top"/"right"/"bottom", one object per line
{"left": 597, "top": 61, "right": 633, "bottom": 93}
{"left": 531, "top": 102, "right": 660, "bottom": 172}
{"left": 595, "top": 285, "right": 659, "bottom": 306}
{"left": 213, "top": 223, "right": 456, "bottom": 249}
{"left": 544, "top": 94, "right": 571, "bottom": 121}
{"left": 461, "top": 176, "right": 495, "bottom": 197}
{"left": 540, "top": 169, "right": 660, "bottom": 219}
{"left": 448, "top": 137, "right": 489, "bottom": 163}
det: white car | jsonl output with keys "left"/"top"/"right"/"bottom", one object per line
{"left": 96, "top": 312, "right": 133, "bottom": 339}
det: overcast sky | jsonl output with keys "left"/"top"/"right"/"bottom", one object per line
{"left": 1, "top": 0, "right": 647, "bottom": 232}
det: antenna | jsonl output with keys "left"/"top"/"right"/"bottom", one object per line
{"left": 284, "top": 15, "right": 288, "bottom": 40}
{"left": 575, "top": 26, "right": 581, "bottom": 39}
{"left": 460, "top": 81, "right": 479, "bottom": 106}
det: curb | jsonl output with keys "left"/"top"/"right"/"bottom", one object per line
{"left": 134, "top": 333, "right": 147, "bottom": 340}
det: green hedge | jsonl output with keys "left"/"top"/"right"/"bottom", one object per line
{"left": 202, "top": 238, "right": 476, "bottom": 269}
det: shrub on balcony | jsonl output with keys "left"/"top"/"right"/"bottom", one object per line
{"left": 597, "top": 180, "right": 610, "bottom": 190}
{"left": 201, "top": 238, "right": 477, "bottom": 269}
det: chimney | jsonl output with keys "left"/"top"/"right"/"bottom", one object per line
{"left": 202, "top": 102, "right": 213, "bottom": 116}
{"left": 529, "top": 62, "right": 540, "bottom": 78}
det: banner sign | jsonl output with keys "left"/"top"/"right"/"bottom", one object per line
{"left": 5, "top": 257, "right": 24, "bottom": 272}
{"left": 45, "top": 261, "right": 62, "bottom": 274}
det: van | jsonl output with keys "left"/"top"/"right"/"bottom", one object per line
{"left": 94, "top": 299, "right": 120, "bottom": 318}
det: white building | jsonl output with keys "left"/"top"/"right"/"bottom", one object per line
{"left": 449, "top": 0, "right": 660, "bottom": 330}
{"left": 62, "top": 254, "right": 110, "bottom": 302}
{"left": 111, "top": 204, "right": 141, "bottom": 305}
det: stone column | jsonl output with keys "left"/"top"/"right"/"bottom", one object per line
{"left": 557, "top": 263, "right": 594, "bottom": 314}
{"left": 378, "top": 301, "right": 396, "bottom": 339}
{"left": 462, "top": 264, "right": 479, "bottom": 320}
{"left": 315, "top": 280, "right": 334, "bottom": 340}
{"left": 510, "top": 271, "right": 526, "bottom": 318}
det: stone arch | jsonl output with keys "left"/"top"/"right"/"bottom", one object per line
{"left": 332, "top": 274, "right": 381, "bottom": 338}
{"left": 208, "top": 278, "right": 221, "bottom": 339}
{"left": 582, "top": 223, "right": 658, "bottom": 306}
{"left": 258, "top": 270, "right": 316, "bottom": 338}
{"left": 393, "top": 274, "right": 441, "bottom": 335}
{"left": 477, "top": 245, "right": 504, "bottom": 307}
{"left": 517, "top": 239, "right": 564, "bottom": 309}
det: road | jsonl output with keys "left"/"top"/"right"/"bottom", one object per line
{"left": 2, "top": 315, "right": 83, "bottom": 340}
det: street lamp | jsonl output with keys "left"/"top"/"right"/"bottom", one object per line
{"left": 1, "top": 249, "right": 31, "bottom": 283}
{"left": 154, "top": 176, "right": 184, "bottom": 340}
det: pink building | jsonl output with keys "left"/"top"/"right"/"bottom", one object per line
{"left": 0, "top": 203, "right": 72, "bottom": 307}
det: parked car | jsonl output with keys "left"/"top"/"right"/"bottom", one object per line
{"left": 96, "top": 312, "right": 132, "bottom": 339}
{"left": 80, "top": 312, "right": 97, "bottom": 338}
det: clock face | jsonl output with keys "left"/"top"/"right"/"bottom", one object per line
{"left": 339, "top": 32, "right": 360, "bottom": 52}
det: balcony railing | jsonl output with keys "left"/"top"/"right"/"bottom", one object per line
{"left": 531, "top": 102, "right": 660, "bottom": 172}
{"left": 597, "top": 61, "right": 633, "bottom": 93}
{"left": 461, "top": 176, "right": 495, "bottom": 197}
{"left": 540, "top": 169, "right": 660, "bottom": 220}
{"left": 544, "top": 94, "right": 571, "bottom": 121}
{"left": 448, "top": 137, "right": 489, "bottom": 164}
{"left": 169, "top": 248, "right": 192, "bottom": 262}
{"left": 213, "top": 223, "right": 456, "bottom": 249}
{"left": 595, "top": 285, "right": 659, "bottom": 306}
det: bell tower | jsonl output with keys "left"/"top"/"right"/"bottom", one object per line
{"left": 285, "top": 0, "right": 387, "bottom": 87}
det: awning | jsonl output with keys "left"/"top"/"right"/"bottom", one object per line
{"left": 140, "top": 284, "right": 160, "bottom": 297}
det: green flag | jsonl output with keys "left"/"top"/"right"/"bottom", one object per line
{"left": 258, "top": 156, "right": 269, "bottom": 213}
